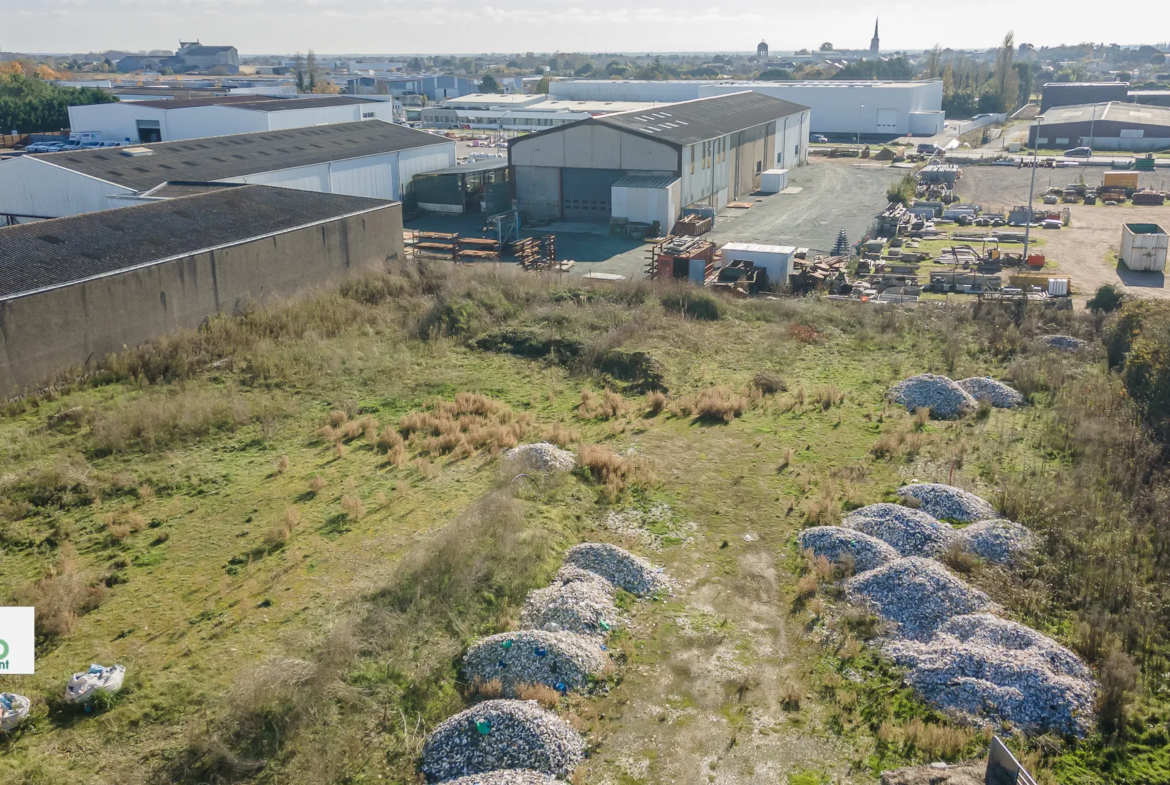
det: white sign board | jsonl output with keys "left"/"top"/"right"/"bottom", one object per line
{"left": 1120, "top": 129, "right": 1145, "bottom": 139}
{"left": 0, "top": 607, "right": 36, "bottom": 674}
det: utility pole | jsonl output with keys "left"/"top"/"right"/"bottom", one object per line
{"left": 1022, "top": 116, "right": 1043, "bottom": 264}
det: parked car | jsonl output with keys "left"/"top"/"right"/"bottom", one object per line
{"left": 917, "top": 143, "right": 945, "bottom": 155}
{"left": 1063, "top": 146, "right": 1092, "bottom": 157}
{"left": 810, "top": 134, "right": 829, "bottom": 144}
{"left": 24, "top": 141, "right": 63, "bottom": 153}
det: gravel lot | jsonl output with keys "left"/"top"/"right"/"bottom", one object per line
{"left": 954, "top": 165, "right": 1170, "bottom": 301}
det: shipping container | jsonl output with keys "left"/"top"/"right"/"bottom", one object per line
{"left": 759, "top": 168, "right": 789, "bottom": 194}
{"left": 1103, "top": 171, "right": 1140, "bottom": 189}
{"left": 720, "top": 242, "right": 797, "bottom": 285}
{"left": 1120, "top": 223, "right": 1168, "bottom": 271}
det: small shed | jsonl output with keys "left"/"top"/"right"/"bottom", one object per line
{"left": 412, "top": 159, "right": 510, "bottom": 215}
{"left": 720, "top": 242, "right": 796, "bottom": 286}
{"left": 1120, "top": 223, "right": 1168, "bottom": 271}
{"left": 611, "top": 175, "right": 680, "bottom": 235}
{"left": 759, "top": 168, "right": 789, "bottom": 194}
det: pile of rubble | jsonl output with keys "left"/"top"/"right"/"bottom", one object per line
{"left": 844, "top": 504, "right": 958, "bottom": 558}
{"left": 956, "top": 520, "right": 1036, "bottom": 564}
{"left": 846, "top": 557, "right": 997, "bottom": 640}
{"left": 1039, "top": 334, "right": 1086, "bottom": 352}
{"left": 798, "top": 526, "right": 900, "bottom": 573}
{"left": 957, "top": 377, "right": 1024, "bottom": 408}
{"left": 563, "top": 543, "right": 673, "bottom": 597}
{"left": 885, "top": 614, "right": 1095, "bottom": 736}
{"left": 426, "top": 542, "right": 670, "bottom": 780}
{"left": 897, "top": 483, "right": 999, "bottom": 522}
{"left": 462, "top": 631, "right": 608, "bottom": 695}
{"left": 442, "top": 772, "right": 560, "bottom": 785}
{"left": 504, "top": 443, "right": 577, "bottom": 473}
{"left": 888, "top": 374, "right": 977, "bottom": 419}
{"left": 520, "top": 566, "right": 619, "bottom": 638}
{"left": 421, "top": 700, "right": 585, "bottom": 782}
{"left": 806, "top": 483, "right": 1095, "bottom": 736}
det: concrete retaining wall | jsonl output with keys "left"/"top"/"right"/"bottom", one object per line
{"left": 0, "top": 204, "right": 403, "bottom": 394}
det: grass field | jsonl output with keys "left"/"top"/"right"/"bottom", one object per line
{"left": 1, "top": 263, "right": 1168, "bottom": 784}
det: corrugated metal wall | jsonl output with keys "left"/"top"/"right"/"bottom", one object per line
{"left": 0, "top": 158, "right": 137, "bottom": 220}
{"left": 515, "top": 166, "right": 561, "bottom": 221}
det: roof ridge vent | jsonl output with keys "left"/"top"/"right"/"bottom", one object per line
{"left": 121, "top": 146, "right": 154, "bottom": 157}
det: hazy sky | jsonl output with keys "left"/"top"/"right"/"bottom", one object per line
{"left": 6, "top": 0, "right": 1167, "bottom": 55}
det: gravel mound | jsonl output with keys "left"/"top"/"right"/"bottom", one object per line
{"left": 845, "top": 557, "right": 996, "bottom": 640}
{"left": 441, "top": 772, "right": 560, "bottom": 785}
{"left": 563, "top": 543, "right": 672, "bottom": 597}
{"left": 520, "top": 569, "right": 619, "bottom": 638}
{"left": 1039, "top": 334, "right": 1086, "bottom": 351}
{"left": 896, "top": 484, "right": 998, "bottom": 522}
{"left": 463, "top": 630, "right": 608, "bottom": 694}
{"left": 957, "top": 377, "right": 1024, "bottom": 408}
{"left": 843, "top": 504, "right": 957, "bottom": 558}
{"left": 885, "top": 614, "right": 1095, "bottom": 736}
{"left": 504, "top": 443, "right": 576, "bottom": 473}
{"left": 957, "top": 520, "right": 1036, "bottom": 564}
{"left": 798, "top": 526, "right": 901, "bottom": 573}
{"left": 888, "top": 374, "right": 977, "bottom": 419}
{"left": 421, "top": 699, "right": 584, "bottom": 781}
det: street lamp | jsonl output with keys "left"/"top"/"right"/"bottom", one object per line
{"left": 857, "top": 103, "right": 865, "bottom": 147}
{"left": 1022, "top": 115, "right": 1043, "bottom": 264}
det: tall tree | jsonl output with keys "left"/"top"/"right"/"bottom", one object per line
{"left": 306, "top": 50, "right": 318, "bottom": 93}
{"left": 291, "top": 52, "right": 306, "bottom": 92}
{"left": 995, "top": 31, "right": 1017, "bottom": 112}
{"left": 479, "top": 74, "right": 501, "bottom": 93}
{"left": 926, "top": 45, "right": 942, "bottom": 80}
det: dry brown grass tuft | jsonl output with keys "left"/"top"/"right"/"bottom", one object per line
{"left": 468, "top": 678, "right": 504, "bottom": 700}
{"left": 14, "top": 543, "right": 106, "bottom": 637}
{"left": 105, "top": 507, "right": 147, "bottom": 542}
{"left": 340, "top": 420, "right": 364, "bottom": 441}
{"left": 398, "top": 394, "right": 527, "bottom": 458}
{"left": 796, "top": 573, "right": 818, "bottom": 597}
{"left": 778, "top": 447, "right": 795, "bottom": 472}
{"left": 307, "top": 476, "right": 327, "bottom": 494}
{"left": 578, "top": 388, "right": 625, "bottom": 420}
{"left": 376, "top": 426, "right": 404, "bottom": 453}
{"left": 815, "top": 385, "right": 845, "bottom": 410}
{"left": 541, "top": 422, "right": 579, "bottom": 447}
{"left": 577, "top": 444, "right": 651, "bottom": 499}
{"left": 340, "top": 495, "right": 366, "bottom": 519}
{"left": 878, "top": 718, "right": 978, "bottom": 760}
{"left": 871, "top": 424, "right": 931, "bottom": 460}
{"left": 780, "top": 680, "right": 803, "bottom": 710}
{"left": 273, "top": 455, "right": 290, "bottom": 475}
{"left": 353, "top": 415, "right": 380, "bottom": 444}
{"left": 914, "top": 406, "right": 931, "bottom": 429}
{"left": 516, "top": 682, "right": 561, "bottom": 708}
{"left": 940, "top": 542, "right": 976, "bottom": 574}
{"left": 266, "top": 505, "right": 301, "bottom": 548}
{"left": 645, "top": 390, "right": 668, "bottom": 416}
{"left": 327, "top": 410, "right": 349, "bottom": 427}
{"left": 137, "top": 484, "right": 155, "bottom": 502}
{"left": 674, "top": 385, "right": 748, "bottom": 422}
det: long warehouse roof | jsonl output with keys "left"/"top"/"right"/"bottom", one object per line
{"left": 0, "top": 185, "right": 394, "bottom": 300}
{"left": 592, "top": 91, "right": 808, "bottom": 146}
{"left": 29, "top": 120, "right": 449, "bottom": 191}
{"left": 1038, "top": 101, "right": 1170, "bottom": 127}
{"left": 128, "top": 95, "right": 384, "bottom": 111}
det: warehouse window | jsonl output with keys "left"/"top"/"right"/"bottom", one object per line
{"left": 362, "top": 112, "right": 375, "bottom": 118}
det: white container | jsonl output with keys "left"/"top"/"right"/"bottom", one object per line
{"left": 1120, "top": 223, "right": 1168, "bottom": 272}
{"left": 759, "top": 168, "right": 789, "bottom": 194}
{"left": 720, "top": 242, "right": 796, "bottom": 285}
{"left": 1047, "top": 278, "right": 1069, "bottom": 296}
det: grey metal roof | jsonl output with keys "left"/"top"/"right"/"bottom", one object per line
{"left": 592, "top": 91, "right": 808, "bottom": 146}
{"left": 30, "top": 120, "right": 449, "bottom": 191}
{"left": 130, "top": 95, "right": 380, "bottom": 111}
{"left": 1039, "top": 101, "right": 1170, "bottom": 127}
{"left": 611, "top": 174, "right": 680, "bottom": 189}
{"left": 421, "top": 159, "right": 509, "bottom": 176}
{"left": 138, "top": 180, "right": 244, "bottom": 198}
{"left": 0, "top": 185, "right": 394, "bottom": 300}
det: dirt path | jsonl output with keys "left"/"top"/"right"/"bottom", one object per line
{"left": 575, "top": 425, "right": 852, "bottom": 783}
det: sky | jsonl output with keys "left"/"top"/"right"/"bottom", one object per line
{"left": 5, "top": 0, "right": 1167, "bottom": 56}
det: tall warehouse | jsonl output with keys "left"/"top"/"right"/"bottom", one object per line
{"left": 508, "top": 92, "right": 809, "bottom": 224}
{"left": 548, "top": 79, "right": 944, "bottom": 137}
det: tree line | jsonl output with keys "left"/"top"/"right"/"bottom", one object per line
{"left": 0, "top": 67, "right": 117, "bottom": 134}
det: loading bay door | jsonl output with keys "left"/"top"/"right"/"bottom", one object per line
{"left": 561, "top": 168, "right": 625, "bottom": 222}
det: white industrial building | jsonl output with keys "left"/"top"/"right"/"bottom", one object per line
{"left": 421, "top": 96, "right": 667, "bottom": 131}
{"left": 0, "top": 120, "right": 454, "bottom": 223}
{"left": 68, "top": 95, "right": 396, "bottom": 144}
{"left": 508, "top": 92, "right": 809, "bottom": 226}
{"left": 548, "top": 79, "right": 945, "bottom": 137}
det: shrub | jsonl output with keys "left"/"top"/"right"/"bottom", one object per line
{"left": 327, "top": 410, "right": 349, "bottom": 427}
{"left": 788, "top": 323, "right": 822, "bottom": 344}
{"left": 307, "top": 476, "right": 327, "bottom": 494}
{"left": 1097, "top": 647, "right": 1138, "bottom": 735}
{"left": 340, "top": 495, "right": 366, "bottom": 519}
{"left": 815, "top": 385, "right": 844, "bottom": 410}
{"left": 273, "top": 455, "right": 290, "bottom": 475}
{"left": 577, "top": 444, "right": 650, "bottom": 499}
{"left": 376, "top": 427, "right": 404, "bottom": 454}
{"left": 752, "top": 372, "right": 787, "bottom": 394}
{"left": 645, "top": 390, "right": 668, "bottom": 415}
{"left": 661, "top": 290, "right": 723, "bottom": 321}
{"left": 90, "top": 390, "right": 260, "bottom": 454}
{"left": 14, "top": 544, "right": 106, "bottom": 637}
{"left": 878, "top": 717, "right": 976, "bottom": 760}
{"left": 516, "top": 682, "right": 561, "bottom": 708}
{"left": 1088, "top": 284, "right": 1126, "bottom": 314}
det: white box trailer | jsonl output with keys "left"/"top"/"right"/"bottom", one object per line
{"left": 759, "top": 168, "right": 789, "bottom": 194}
{"left": 720, "top": 242, "right": 796, "bottom": 286}
{"left": 1120, "top": 223, "right": 1168, "bottom": 271}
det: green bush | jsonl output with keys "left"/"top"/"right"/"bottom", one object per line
{"left": 1088, "top": 284, "right": 1127, "bottom": 314}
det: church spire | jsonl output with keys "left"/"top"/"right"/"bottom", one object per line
{"left": 870, "top": 18, "right": 880, "bottom": 54}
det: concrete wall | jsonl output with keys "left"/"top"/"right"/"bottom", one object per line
{"left": 0, "top": 204, "right": 404, "bottom": 394}
{"left": 611, "top": 180, "right": 679, "bottom": 230}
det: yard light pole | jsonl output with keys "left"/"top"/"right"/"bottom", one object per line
{"left": 1022, "top": 116, "right": 1043, "bottom": 264}
{"left": 857, "top": 103, "right": 865, "bottom": 147}
{"left": 1086, "top": 103, "right": 1098, "bottom": 154}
